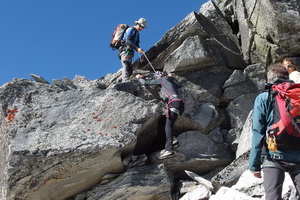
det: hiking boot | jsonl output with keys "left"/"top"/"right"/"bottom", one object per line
{"left": 157, "top": 150, "right": 174, "bottom": 160}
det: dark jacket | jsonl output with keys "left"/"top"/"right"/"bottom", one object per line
{"left": 138, "top": 76, "right": 181, "bottom": 102}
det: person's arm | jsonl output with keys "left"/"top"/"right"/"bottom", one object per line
{"left": 249, "top": 93, "right": 268, "bottom": 178}
{"left": 136, "top": 75, "right": 161, "bottom": 85}
{"left": 125, "top": 27, "right": 143, "bottom": 53}
{"left": 134, "top": 35, "right": 144, "bottom": 54}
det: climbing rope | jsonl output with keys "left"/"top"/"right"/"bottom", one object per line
{"left": 142, "top": 52, "right": 156, "bottom": 73}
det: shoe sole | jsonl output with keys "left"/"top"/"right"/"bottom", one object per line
{"left": 157, "top": 153, "right": 174, "bottom": 160}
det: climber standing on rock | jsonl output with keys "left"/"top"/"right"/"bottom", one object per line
{"left": 136, "top": 71, "right": 184, "bottom": 159}
{"left": 118, "top": 18, "right": 147, "bottom": 82}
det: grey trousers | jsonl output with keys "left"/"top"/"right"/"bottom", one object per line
{"left": 262, "top": 159, "right": 300, "bottom": 200}
{"left": 120, "top": 51, "right": 133, "bottom": 82}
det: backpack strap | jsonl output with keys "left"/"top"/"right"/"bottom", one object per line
{"left": 270, "top": 82, "right": 300, "bottom": 135}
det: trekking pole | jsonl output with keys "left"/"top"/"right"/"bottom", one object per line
{"left": 143, "top": 52, "right": 156, "bottom": 73}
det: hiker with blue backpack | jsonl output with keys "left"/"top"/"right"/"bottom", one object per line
{"left": 136, "top": 71, "right": 184, "bottom": 159}
{"left": 111, "top": 18, "right": 147, "bottom": 82}
{"left": 249, "top": 63, "right": 300, "bottom": 200}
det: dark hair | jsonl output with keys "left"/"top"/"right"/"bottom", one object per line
{"left": 267, "top": 63, "right": 289, "bottom": 82}
{"left": 283, "top": 57, "right": 300, "bottom": 71}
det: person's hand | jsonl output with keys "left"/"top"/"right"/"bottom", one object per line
{"left": 252, "top": 171, "right": 262, "bottom": 178}
{"left": 136, "top": 74, "right": 143, "bottom": 79}
{"left": 137, "top": 48, "right": 144, "bottom": 54}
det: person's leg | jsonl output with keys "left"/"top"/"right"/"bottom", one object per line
{"left": 287, "top": 162, "right": 300, "bottom": 198}
{"left": 165, "top": 116, "right": 175, "bottom": 151}
{"left": 120, "top": 54, "right": 132, "bottom": 82}
{"left": 121, "top": 61, "right": 130, "bottom": 81}
{"left": 263, "top": 166, "right": 285, "bottom": 200}
{"left": 165, "top": 106, "right": 179, "bottom": 151}
{"left": 158, "top": 101, "right": 181, "bottom": 159}
{"left": 127, "top": 64, "right": 133, "bottom": 78}
{"left": 290, "top": 172, "right": 300, "bottom": 198}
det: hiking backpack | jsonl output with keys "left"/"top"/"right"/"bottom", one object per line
{"left": 109, "top": 24, "right": 129, "bottom": 50}
{"left": 267, "top": 81, "right": 300, "bottom": 151}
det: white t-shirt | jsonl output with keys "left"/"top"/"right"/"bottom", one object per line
{"left": 289, "top": 71, "right": 300, "bottom": 83}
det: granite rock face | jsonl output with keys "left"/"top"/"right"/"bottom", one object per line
{"left": 1, "top": 0, "right": 300, "bottom": 199}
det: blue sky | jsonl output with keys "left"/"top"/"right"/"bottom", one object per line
{"left": 0, "top": 0, "right": 207, "bottom": 86}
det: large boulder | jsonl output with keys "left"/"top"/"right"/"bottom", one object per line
{"left": 1, "top": 0, "right": 300, "bottom": 199}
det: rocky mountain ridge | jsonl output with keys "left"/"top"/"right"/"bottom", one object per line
{"left": 1, "top": 0, "right": 300, "bottom": 199}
